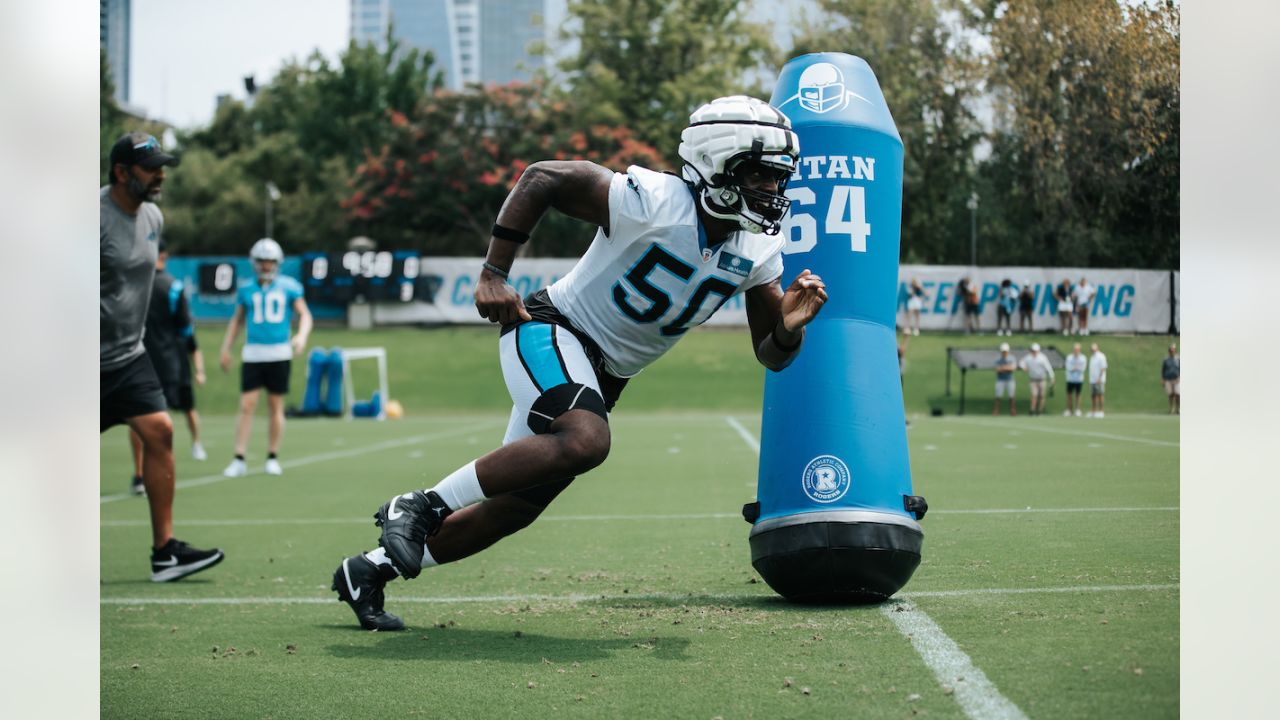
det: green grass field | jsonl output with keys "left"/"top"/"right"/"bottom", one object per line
{"left": 101, "top": 327, "right": 1178, "bottom": 718}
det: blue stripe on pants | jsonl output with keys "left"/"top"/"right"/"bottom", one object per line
{"left": 516, "top": 323, "right": 570, "bottom": 392}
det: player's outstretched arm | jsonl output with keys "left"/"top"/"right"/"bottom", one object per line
{"left": 475, "top": 161, "right": 614, "bottom": 325}
{"left": 745, "top": 269, "right": 828, "bottom": 372}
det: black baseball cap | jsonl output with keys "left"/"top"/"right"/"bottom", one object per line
{"left": 109, "top": 131, "right": 180, "bottom": 170}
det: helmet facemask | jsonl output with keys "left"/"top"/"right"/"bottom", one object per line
{"left": 254, "top": 259, "right": 279, "bottom": 283}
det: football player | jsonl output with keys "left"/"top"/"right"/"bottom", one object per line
{"left": 128, "top": 240, "right": 209, "bottom": 497}
{"left": 219, "top": 238, "right": 312, "bottom": 477}
{"left": 332, "top": 96, "right": 827, "bottom": 630}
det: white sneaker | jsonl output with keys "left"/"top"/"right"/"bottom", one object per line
{"left": 265, "top": 458, "right": 283, "bottom": 476}
{"left": 1063, "top": 410, "right": 1071, "bottom": 417}
{"left": 1086, "top": 412, "right": 1095, "bottom": 418}
{"left": 1095, "top": 411, "right": 1104, "bottom": 419}
{"left": 913, "top": 328, "right": 919, "bottom": 336}
{"left": 223, "top": 458, "right": 247, "bottom": 477}
{"left": 1075, "top": 409, "right": 1082, "bottom": 417}
{"left": 192, "top": 442, "right": 208, "bottom": 461}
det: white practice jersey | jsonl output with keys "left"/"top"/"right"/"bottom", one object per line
{"left": 548, "top": 166, "right": 784, "bottom": 378}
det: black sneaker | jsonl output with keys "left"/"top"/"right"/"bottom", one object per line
{"left": 150, "top": 538, "right": 225, "bottom": 582}
{"left": 331, "top": 555, "right": 404, "bottom": 631}
{"left": 130, "top": 475, "right": 145, "bottom": 496}
{"left": 373, "top": 490, "right": 452, "bottom": 579}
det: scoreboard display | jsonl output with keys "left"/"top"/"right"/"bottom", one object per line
{"left": 302, "top": 250, "right": 430, "bottom": 304}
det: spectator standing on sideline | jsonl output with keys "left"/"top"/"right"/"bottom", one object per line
{"left": 327, "top": 96, "right": 828, "bottom": 631}
{"left": 219, "top": 238, "right": 313, "bottom": 477}
{"left": 905, "top": 278, "right": 925, "bottom": 336}
{"left": 1017, "top": 280, "right": 1035, "bottom": 333}
{"left": 101, "top": 131, "right": 225, "bottom": 581}
{"left": 1063, "top": 342, "right": 1087, "bottom": 417}
{"left": 1019, "top": 342, "right": 1055, "bottom": 416}
{"left": 959, "top": 276, "right": 980, "bottom": 334}
{"left": 996, "top": 278, "right": 1017, "bottom": 336}
{"left": 993, "top": 342, "right": 1017, "bottom": 416}
{"left": 128, "top": 241, "right": 208, "bottom": 496}
{"left": 1088, "top": 342, "right": 1108, "bottom": 417}
{"left": 1162, "top": 343, "right": 1180, "bottom": 414}
{"left": 1055, "top": 278, "right": 1074, "bottom": 336}
{"left": 1073, "top": 277, "right": 1096, "bottom": 336}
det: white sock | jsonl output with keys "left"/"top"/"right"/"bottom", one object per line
{"left": 420, "top": 542, "right": 439, "bottom": 569}
{"left": 427, "top": 460, "right": 486, "bottom": 511}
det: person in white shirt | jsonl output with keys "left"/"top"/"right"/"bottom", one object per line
{"left": 327, "top": 96, "right": 829, "bottom": 631}
{"left": 1088, "top": 342, "right": 1108, "bottom": 417}
{"left": 1073, "top": 277, "right": 1096, "bottom": 336}
{"left": 1018, "top": 342, "right": 1056, "bottom": 416}
{"left": 1063, "top": 343, "right": 1087, "bottom": 416}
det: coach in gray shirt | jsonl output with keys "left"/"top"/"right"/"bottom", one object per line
{"left": 101, "top": 131, "right": 224, "bottom": 582}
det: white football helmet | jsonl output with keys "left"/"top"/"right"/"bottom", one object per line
{"left": 677, "top": 96, "right": 800, "bottom": 235}
{"left": 249, "top": 237, "right": 284, "bottom": 282}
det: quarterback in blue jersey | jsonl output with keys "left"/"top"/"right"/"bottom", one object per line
{"left": 330, "top": 96, "right": 828, "bottom": 631}
{"left": 218, "top": 238, "right": 312, "bottom": 477}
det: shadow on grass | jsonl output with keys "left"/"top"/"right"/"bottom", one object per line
{"left": 576, "top": 594, "right": 891, "bottom": 614}
{"left": 326, "top": 627, "right": 691, "bottom": 663}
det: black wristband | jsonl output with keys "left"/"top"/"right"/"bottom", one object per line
{"left": 481, "top": 261, "right": 509, "bottom": 280}
{"left": 771, "top": 324, "right": 802, "bottom": 353}
{"left": 491, "top": 223, "right": 530, "bottom": 244}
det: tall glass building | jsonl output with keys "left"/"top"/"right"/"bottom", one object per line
{"left": 350, "top": 0, "right": 549, "bottom": 89}
{"left": 100, "top": 0, "right": 131, "bottom": 103}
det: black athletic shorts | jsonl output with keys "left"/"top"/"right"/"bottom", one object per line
{"left": 101, "top": 353, "right": 167, "bottom": 432}
{"left": 162, "top": 383, "right": 196, "bottom": 412}
{"left": 1066, "top": 381, "right": 1083, "bottom": 394}
{"left": 242, "top": 360, "right": 292, "bottom": 395}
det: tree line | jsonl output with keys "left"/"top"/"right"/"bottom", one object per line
{"left": 99, "top": 0, "right": 1178, "bottom": 268}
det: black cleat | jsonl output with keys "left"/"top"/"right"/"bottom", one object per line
{"left": 150, "top": 538, "right": 224, "bottom": 582}
{"left": 373, "top": 490, "right": 452, "bottom": 579}
{"left": 332, "top": 555, "right": 404, "bottom": 631}
{"left": 130, "top": 475, "right": 145, "bottom": 496}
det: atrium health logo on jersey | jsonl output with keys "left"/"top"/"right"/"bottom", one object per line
{"left": 801, "top": 454, "right": 852, "bottom": 503}
{"left": 778, "top": 63, "right": 871, "bottom": 115}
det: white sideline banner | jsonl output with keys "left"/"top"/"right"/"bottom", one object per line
{"left": 373, "top": 258, "right": 1177, "bottom": 333}
{"left": 895, "top": 265, "right": 1177, "bottom": 334}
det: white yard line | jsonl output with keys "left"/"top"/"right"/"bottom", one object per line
{"left": 100, "top": 506, "right": 1178, "bottom": 528}
{"left": 942, "top": 417, "right": 1179, "bottom": 448}
{"left": 100, "top": 421, "right": 502, "bottom": 504}
{"left": 100, "top": 582, "right": 1176, "bottom": 606}
{"left": 723, "top": 416, "right": 760, "bottom": 454}
{"left": 882, "top": 600, "right": 1029, "bottom": 720}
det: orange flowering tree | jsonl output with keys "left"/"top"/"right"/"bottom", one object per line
{"left": 345, "top": 79, "right": 668, "bottom": 256}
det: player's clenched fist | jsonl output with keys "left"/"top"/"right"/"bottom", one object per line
{"left": 474, "top": 273, "right": 532, "bottom": 325}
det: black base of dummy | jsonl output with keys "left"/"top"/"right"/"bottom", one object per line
{"left": 749, "top": 511, "right": 923, "bottom": 604}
